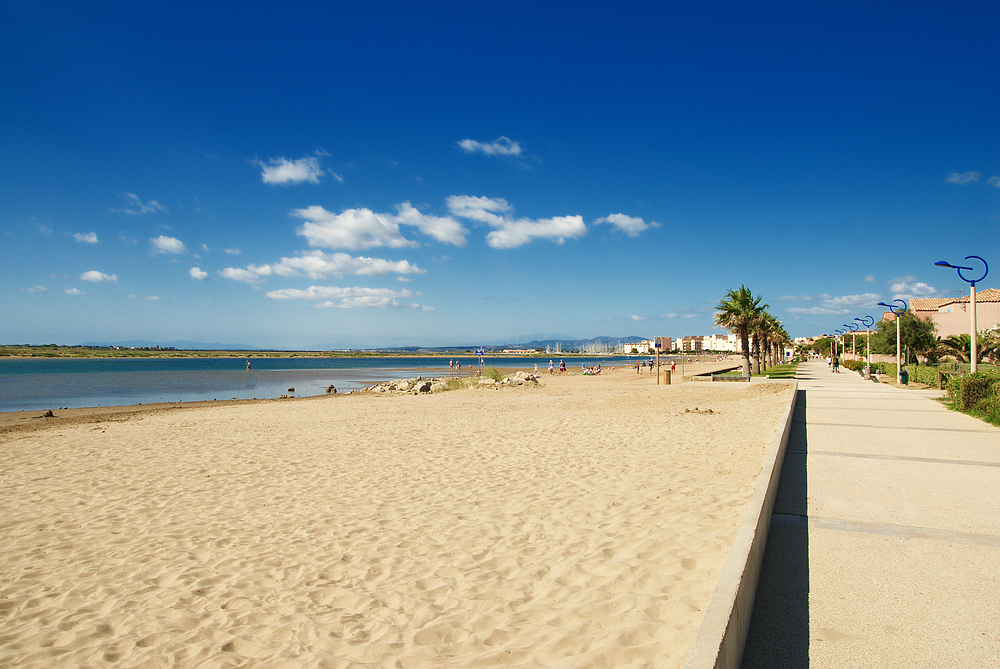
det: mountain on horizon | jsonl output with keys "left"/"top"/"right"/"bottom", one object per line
{"left": 82, "top": 339, "right": 263, "bottom": 351}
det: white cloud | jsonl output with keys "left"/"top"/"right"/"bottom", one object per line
{"left": 266, "top": 285, "right": 432, "bottom": 310}
{"left": 273, "top": 251, "right": 425, "bottom": 279}
{"left": 446, "top": 195, "right": 587, "bottom": 249}
{"left": 150, "top": 235, "right": 187, "bottom": 254}
{"left": 457, "top": 136, "right": 522, "bottom": 157}
{"left": 114, "top": 192, "right": 167, "bottom": 215}
{"left": 64, "top": 288, "right": 85, "bottom": 295}
{"left": 259, "top": 156, "right": 325, "bottom": 185}
{"left": 888, "top": 279, "right": 940, "bottom": 300}
{"left": 864, "top": 275, "right": 876, "bottom": 283}
{"left": 219, "top": 267, "right": 266, "bottom": 284}
{"left": 294, "top": 206, "right": 418, "bottom": 251}
{"left": 74, "top": 232, "right": 98, "bottom": 244}
{"left": 945, "top": 171, "right": 980, "bottom": 185}
{"left": 595, "top": 213, "right": 659, "bottom": 237}
{"left": 293, "top": 203, "right": 467, "bottom": 250}
{"left": 23, "top": 285, "right": 48, "bottom": 293}
{"left": 446, "top": 195, "right": 512, "bottom": 226}
{"left": 144, "top": 296, "right": 161, "bottom": 301}
{"left": 785, "top": 292, "right": 880, "bottom": 315}
{"left": 988, "top": 176, "right": 1000, "bottom": 188}
{"left": 630, "top": 315, "right": 646, "bottom": 321}
{"left": 190, "top": 267, "right": 209, "bottom": 281}
{"left": 778, "top": 295, "right": 813, "bottom": 302}
{"left": 393, "top": 202, "right": 467, "bottom": 246}
{"left": 79, "top": 270, "right": 118, "bottom": 283}
{"left": 221, "top": 251, "right": 425, "bottom": 284}
{"left": 485, "top": 215, "right": 586, "bottom": 249}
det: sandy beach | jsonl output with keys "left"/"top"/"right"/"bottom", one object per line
{"left": 1, "top": 369, "right": 792, "bottom": 668}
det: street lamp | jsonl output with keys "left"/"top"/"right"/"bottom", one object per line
{"left": 844, "top": 322, "right": 859, "bottom": 361}
{"left": 878, "top": 299, "right": 908, "bottom": 385}
{"left": 855, "top": 315, "right": 875, "bottom": 379}
{"left": 935, "top": 255, "right": 989, "bottom": 373}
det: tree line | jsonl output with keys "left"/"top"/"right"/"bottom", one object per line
{"left": 799, "top": 309, "right": 1000, "bottom": 366}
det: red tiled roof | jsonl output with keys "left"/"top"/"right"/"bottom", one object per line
{"left": 954, "top": 287, "right": 1000, "bottom": 303}
{"left": 911, "top": 288, "right": 1000, "bottom": 312}
{"left": 911, "top": 297, "right": 954, "bottom": 311}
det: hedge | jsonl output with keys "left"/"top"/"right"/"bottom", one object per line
{"left": 946, "top": 371, "right": 1000, "bottom": 412}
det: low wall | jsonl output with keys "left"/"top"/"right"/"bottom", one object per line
{"left": 683, "top": 380, "right": 798, "bottom": 669}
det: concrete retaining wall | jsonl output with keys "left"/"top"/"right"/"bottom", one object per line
{"left": 683, "top": 380, "right": 798, "bottom": 669}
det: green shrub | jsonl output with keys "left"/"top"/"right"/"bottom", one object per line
{"left": 484, "top": 367, "right": 505, "bottom": 382}
{"left": 841, "top": 359, "right": 865, "bottom": 372}
{"left": 947, "top": 372, "right": 1000, "bottom": 411}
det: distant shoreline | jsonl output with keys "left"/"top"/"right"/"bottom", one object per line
{"left": 0, "top": 345, "right": 677, "bottom": 360}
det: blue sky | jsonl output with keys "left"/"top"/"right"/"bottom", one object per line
{"left": 2, "top": 2, "right": 998, "bottom": 349}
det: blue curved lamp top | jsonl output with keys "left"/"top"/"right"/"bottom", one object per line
{"left": 936, "top": 255, "right": 988, "bottom": 286}
{"left": 877, "top": 298, "right": 908, "bottom": 314}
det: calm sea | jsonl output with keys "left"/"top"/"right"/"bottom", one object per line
{"left": 0, "top": 355, "right": 637, "bottom": 412}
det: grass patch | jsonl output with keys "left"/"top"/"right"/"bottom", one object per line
{"left": 753, "top": 362, "right": 799, "bottom": 379}
{"left": 484, "top": 366, "right": 505, "bottom": 382}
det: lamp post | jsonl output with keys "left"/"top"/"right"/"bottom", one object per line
{"left": 878, "top": 299, "right": 908, "bottom": 385}
{"left": 935, "top": 256, "right": 989, "bottom": 373}
{"left": 855, "top": 315, "right": 874, "bottom": 379}
{"left": 844, "top": 323, "right": 859, "bottom": 361}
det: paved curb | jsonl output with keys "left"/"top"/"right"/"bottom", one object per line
{"left": 684, "top": 380, "right": 798, "bottom": 669}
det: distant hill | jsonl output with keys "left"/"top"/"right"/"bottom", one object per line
{"left": 76, "top": 336, "right": 647, "bottom": 353}
{"left": 367, "top": 336, "right": 647, "bottom": 353}
{"left": 516, "top": 336, "right": 646, "bottom": 350}
{"left": 81, "top": 340, "right": 262, "bottom": 351}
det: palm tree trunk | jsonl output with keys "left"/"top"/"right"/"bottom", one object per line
{"left": 741, "top": 331, "right": 751, "bottom": 377}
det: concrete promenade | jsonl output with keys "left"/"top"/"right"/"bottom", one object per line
{"left": 741, "top": 360, "right": 1000, "bottom": 668}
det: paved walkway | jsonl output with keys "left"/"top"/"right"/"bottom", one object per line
{"left": 741, "top": 361, "right": 1000, "bottom": 668}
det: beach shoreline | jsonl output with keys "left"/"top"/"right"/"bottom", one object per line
{"left": 1, "top": 369, "right": 791, "bottom": 668}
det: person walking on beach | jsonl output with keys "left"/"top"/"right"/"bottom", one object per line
{"left": 832, "top": 354, "right": 840, "bottom": 373}
{"left": 548, "top": 360, "right": 554, "bottom": 374}
{"left": 559, "top": 359, "right": 566, "bottom": 373}
{"left": 246, "top": 359, "right": 251, "bottom": 371}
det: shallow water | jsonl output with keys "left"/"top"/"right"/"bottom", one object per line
{"left": 0, "top": 355, "right": 636, "bottom": 411}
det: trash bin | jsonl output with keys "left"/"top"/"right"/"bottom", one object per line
{"left": 900, "top": 368, "right": 908, "bottom": 385}
{"left": 662, "top": 370, "right": 671, "bottom": 385}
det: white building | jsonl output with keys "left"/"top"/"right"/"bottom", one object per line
{"left": 700, "top": 333, "right": 740, "bottom": 352}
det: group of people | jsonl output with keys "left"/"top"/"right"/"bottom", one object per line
{"left": 827, "top": 354, "right": 840, "bottom": 373}
{"left": 547, "top": 359, "right": 567, "bottom": 374}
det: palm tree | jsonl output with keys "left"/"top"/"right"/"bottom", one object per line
{"left": 757, "top": 311, "right": 785, "bottom": 371}
{"left": 774, "top": 324, "right": 791, "bottom": 367}
{"left": 715, "top": 285, "right": 764, "bottom": 377}
{"left": 939, "top": 332, "right": 999, "bottom": 365}
{"left": 749, "top": 307, "right": 776, "bottom": 375}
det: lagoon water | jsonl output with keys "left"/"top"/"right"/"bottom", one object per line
{"left": 0, "top": 355, "right": 636, "bottom": 412}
